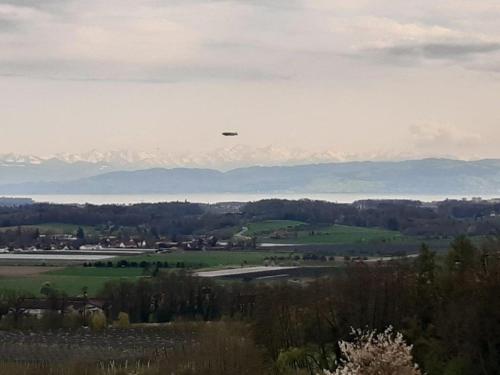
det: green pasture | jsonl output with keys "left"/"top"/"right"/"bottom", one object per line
{"left": 0, "top": 223, "right": 97, "bottom": 235}
{"left": 246, "top": 220, "right": 407, "bottom": 245}
{"left": 114, "top": 250, "right": 295, "bottom": 269}
{"left": 245, "top": 220, "right": 307, "bottom": 236}
{"left": 0, "top": 267, "right": 144, "bottom": 297}
{"left": 285, "top": 225, "right": 407, "bottom": 245}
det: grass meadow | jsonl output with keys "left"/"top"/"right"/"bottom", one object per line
{"left": 247, "top": 220, "right": 408, "bottom": 245}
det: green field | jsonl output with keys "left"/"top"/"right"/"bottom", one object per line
{"left": 283, "top": 225, "right": 408, "bottom": 245}
{"left": 115, "top": 250, "right": 295, "bottom": 269}
{"left": 0, "top": 223, "right": 97, "bottom": 235}
{"left": 246, "top": 220, "right": 407, "bottom": 245}
{"left": 0, "top": 268, "right": 144, "bottom": 297}
{"left": 245, "top": 220, "right": 307, "bottom": 236}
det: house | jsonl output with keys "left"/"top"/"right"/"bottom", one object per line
{"left": 8, "top": 297, "right": 107, "bottom": 319}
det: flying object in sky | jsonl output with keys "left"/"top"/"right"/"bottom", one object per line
{"left": 222, "top": 132, "right": 238, "bottom": 136}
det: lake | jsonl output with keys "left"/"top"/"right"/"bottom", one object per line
{"left": 9, "top": 193, "right": 500, "bottom": 205}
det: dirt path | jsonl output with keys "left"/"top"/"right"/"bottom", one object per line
{"left": 234, "top": 226, "right": 249, "bottom": 237}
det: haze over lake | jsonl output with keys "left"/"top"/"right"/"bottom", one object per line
{"left": 11, "top": 193, "right": 500, "bottom": 205}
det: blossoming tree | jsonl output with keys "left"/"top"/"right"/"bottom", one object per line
{"left": 324, "top": 327, "right": 422, "bottom": 375}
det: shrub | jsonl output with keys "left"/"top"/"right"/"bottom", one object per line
{"left": 114, "top": 312, "right": 130, "bottom": 328}
{"left": 89, "top": 310, "right": 107, "bottom": 331}
{"left": 325, "top": 327, "right": 421, "bottom": 375}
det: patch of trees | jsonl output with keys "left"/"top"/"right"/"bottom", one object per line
{"left": 243, "top": 199, "right": 500, "bottom": 237}
{"left": 0, "top": 227, "right": 41, "bottom": 248}
{"left": 242, "top": 199, "right": 357, "bottom": 223}
{"left": 0, "top": 202, "right": 203, "bottom": 228}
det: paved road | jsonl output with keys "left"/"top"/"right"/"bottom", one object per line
{"left": 195, "top": 266, "right": 298, "bottom": 278}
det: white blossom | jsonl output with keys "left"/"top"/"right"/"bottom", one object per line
{"left": 323, "top": 326, "right": 421, "bottom": 375}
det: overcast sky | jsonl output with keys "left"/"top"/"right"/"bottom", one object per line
{"left": 1, "top": 0, "right": 500, "bottom": 164}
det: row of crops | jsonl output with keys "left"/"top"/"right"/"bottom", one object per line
{"left": 0, "top": 328, "right": 191, "bottom": 364}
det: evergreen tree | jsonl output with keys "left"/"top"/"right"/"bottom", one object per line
{"left": 76, "top": 227, "right": 85, "bottom": 240}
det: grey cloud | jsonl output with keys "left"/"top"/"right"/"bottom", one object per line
{"left": 3, "top": 0, "right": 500, "bottom": 82}
{"left": 386, "top": 42, "right": 500, "bottom": 59}
{"left": 0, "top": 1, "right": 60, "bottom": 31}
{"left": 0, "top": 0, "right": 297, "bottom": 83}
{"left": 357, "top": 41, "right": 500, "bottom": 71}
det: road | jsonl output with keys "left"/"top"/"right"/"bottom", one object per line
{"left": 195, "top": 266, "right": 298, "bottom": 278}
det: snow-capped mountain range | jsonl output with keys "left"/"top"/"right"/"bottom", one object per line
{"left": 55, "top": 146, "right": 350, "bottom": 168}
{"left": 1, "top": 146, "right": 349, "bottom": 171}
{"left": 1, "top": 146, "right": 418, "bottom": 170}
{"left": 0, "top": 147, "right": 456, "bottom": 189}
{"left": 0, "top": 146, "right": 351, "bottom": 185}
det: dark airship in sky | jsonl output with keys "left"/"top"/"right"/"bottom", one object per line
{"left": 222, "top": 132, "right": 238, "bottom": 136}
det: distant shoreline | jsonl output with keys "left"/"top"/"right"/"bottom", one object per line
{"left": 4, "top": 193, "right": 499, "bottom": 205}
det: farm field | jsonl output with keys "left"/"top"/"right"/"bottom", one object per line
{"left": 0, "top": 327, "right": 188, "bottom": 364}
{"left": 281, "top": 225, "right": 408, "bottom": 245}
{"left": 0, "top": 223, "right": 97, "bottom": 235}
{"left": 48, "top": 267, "right": 145, "bottom": 277}
{"left": 245, "top": 220, "right": 306, "bottom": 236}
{"left": 0, "top": 266, "right": 60, "bottom": 277}
{"left": 0, "top": 251, "right": 297, "bottom": 296}
{"left": 0, "top": 267, "right": 144, "bottom": 296}
{"left": 247, "top": 220, "right": 409, "bottom": 245}
{"left": 114, "top": 250, "right": 296, "bottom": 269}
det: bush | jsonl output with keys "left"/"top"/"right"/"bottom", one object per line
{"left": 114, "top": 312, "right": 130, "bottom": 328}
{"left": 89, "top": 311, "right": 107, "bottom": 331}
{"left": 325, "top": 327, "right": 421, "bottom": 375}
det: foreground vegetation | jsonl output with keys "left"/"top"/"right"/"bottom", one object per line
{"left": 1, "top": 235, "right": 499, "bottom": 374}
{"left": 1, "top": 323, "right": 420, "bottom": 375}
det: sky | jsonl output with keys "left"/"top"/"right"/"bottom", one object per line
{"left": 1, "top": 0, "right": 500, "bottom": 167}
